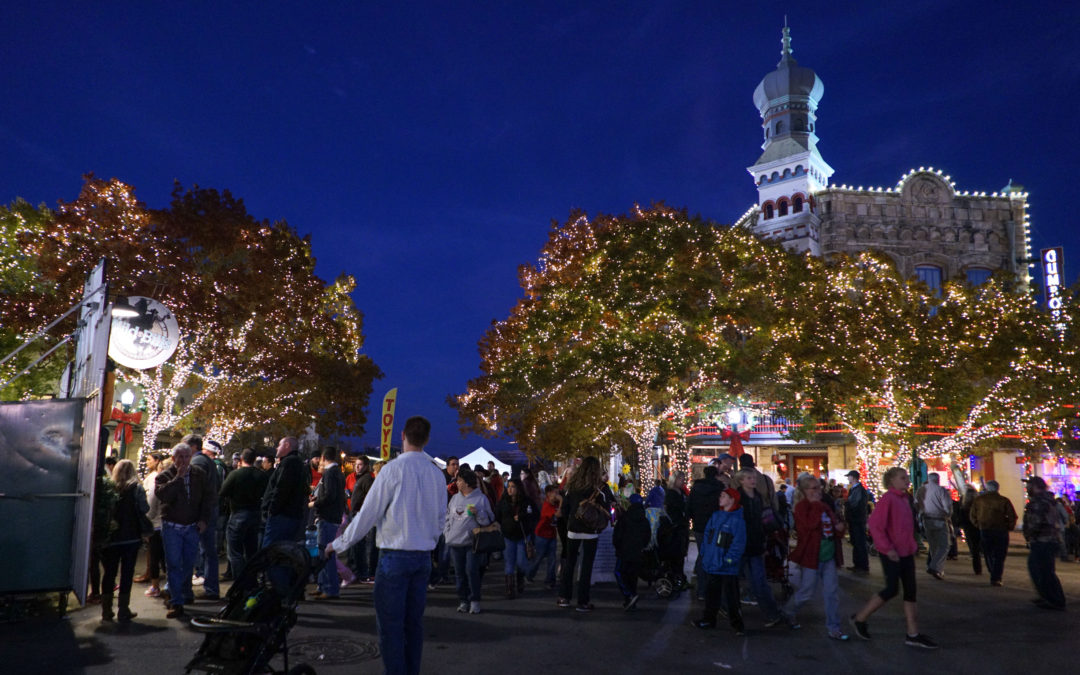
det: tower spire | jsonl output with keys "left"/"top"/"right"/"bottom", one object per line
{"left": 780, "top": 21, "right": 795, "bottom": 65}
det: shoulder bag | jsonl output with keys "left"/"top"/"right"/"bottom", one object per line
{"left": 575, "top": 489, "right": 610, "bottom": 532}
{"left": 472, "top": 522, "right": 505, "bottom": 554}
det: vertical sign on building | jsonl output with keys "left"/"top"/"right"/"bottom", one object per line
{"left": 380, "top": 388, "right": 398, "bottom": 461}
{"left": 1041, "top": 247, "right": 1065, "bottom": 329}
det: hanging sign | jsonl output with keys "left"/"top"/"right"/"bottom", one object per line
{"left": 1041, "top": 247, "right": 1065, "bottom": 326}
{"left": 108, "top": 296, "right": 180, "bottom": 369}
{"left": 380, "top": 388, "right": 398, "bottom": 461}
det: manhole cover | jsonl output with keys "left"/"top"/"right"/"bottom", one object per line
{"left": 288, "top": 637, "right": 380, "bottom": 664}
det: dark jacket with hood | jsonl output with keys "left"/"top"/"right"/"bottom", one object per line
{"left": 687, "top": 476, "right": 724, "bottom": 534}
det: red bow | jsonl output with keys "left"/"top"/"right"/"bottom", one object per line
{"left": 720, "top": 427, "right": 751, "bottom": 457}
{"left": 110, "top": 407, "right": 143, "bottom": 444}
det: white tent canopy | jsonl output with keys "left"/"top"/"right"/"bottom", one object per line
{"left": 458, "top": 447, "right": 512, "bottom": 475}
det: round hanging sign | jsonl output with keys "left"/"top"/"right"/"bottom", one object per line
{"left": 108, "top": 296, "right": 180, "bottom": 369}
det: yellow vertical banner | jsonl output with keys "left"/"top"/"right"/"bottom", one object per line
{"left": 379, "top": 388, "right": 398, "bottom": 461}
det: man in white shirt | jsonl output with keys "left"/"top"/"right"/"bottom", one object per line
{"left": 919, "top": 473, "right": 953, "bottom": 580}
{"left": 327, "top": 416, "right": 446, "bottom": 675}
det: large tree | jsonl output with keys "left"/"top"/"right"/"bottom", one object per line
{"left": 1, "top": 176, "right": 380, "bottom": 455}
{"left": 452, "top": 204, "right": 804, "bottom": 478}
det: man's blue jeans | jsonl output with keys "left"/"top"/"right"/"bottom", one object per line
{"left": 317, "top": 519, "right": 340, "bottom": 596}
{"left": 227, "top": 509, "right": 261, "bottom": 580}
{"left": 263, "top": 515, "right": 303, "bottom": 547}
{"left": 1028, "top": 540, "right": 1066, "bottom": 608}
{"left": 981, "top": 529, "right": 1009, "bottom": 583}
{"left": 449, "top": 544, "right": 482, "bottom": 602}
{"left": 373, "top": 550, "right": 430, "bottom": 675}
{"left": 742, "top": 554, "right": 781, "bottom": 621}
{"left": 526, "top": 535, "right": 558, "bottom": 584}
{"left": 198, "top": 511, "right": 220, "bottom": 595}
{"left": 162, "top": 522, "right": 200, "bottom": 606}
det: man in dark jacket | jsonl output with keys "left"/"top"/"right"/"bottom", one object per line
{"left": 261, "top": 436, "right": 308, "bottom": 546}
{"left": 312, "top": 446, "right": 346, "bottom": 599}
{"left": 1023, "top": 476, "right": 1065, "bottom": 610}
{"left": 219, "top": 448, "right": 269, "bottom": 579}
{"left": 185, "top": 434, "right": 223, "bottom": 599}
{"left": 155, "top": 442, "right": 213, "bottom": 619}
{"left": 688, "top": 465, "right": 725, "bottom": 600}
{"left": 613, "top": 494, "right": 651, "bottom": 610}
{"left": 844, "top": 470, "right": 871, "bottom": 573}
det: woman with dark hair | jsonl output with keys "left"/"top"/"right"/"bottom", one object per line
{"left": 444, "top": 467, "right": 494, "bottom": 614}
{"left": 557, "top": 456, "right": 613, "bottom": 612}
{"left": 101, "top": 459, "right": 150, "bottom": 622}
{"left": 520, "top": 468, "right": 543, "bottom": 509}
{"left": 496, "top": 478, "right": 538, "bottom": 598}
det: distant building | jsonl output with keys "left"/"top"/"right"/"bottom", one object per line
{"left": 738, "top": 26, "right": 1033, "bottom": 291}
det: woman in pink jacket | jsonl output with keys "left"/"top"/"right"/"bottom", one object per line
{"left": 849, "top": 467, "right": 938, "bottom": 649}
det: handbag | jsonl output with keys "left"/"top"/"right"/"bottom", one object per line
{"left": 520, "top": 520, "right": 536, "bottom": 560}
{"left": 472, "top": 523, "right": 506, "bottom": 554}
{"left": 574, "top": 489, "right": 610, "bottom": 532}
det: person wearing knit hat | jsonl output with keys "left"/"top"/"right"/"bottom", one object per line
{"left": 695, "top": 488, "right": 746, "bottom": 634}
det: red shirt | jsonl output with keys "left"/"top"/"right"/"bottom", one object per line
{"left": 535, "top": 500, "right": 558, "bottom": 539}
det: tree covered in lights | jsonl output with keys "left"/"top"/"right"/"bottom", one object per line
{"left": 0, "top": 199, "right": 66, "bottom": 399}
{"left": 452, "top": 204, "right": 807, "bottom": 479}
{"left": 772, "top": 251, "right": 1078, "bottom": 487}
{"left": 1, "top": 176, "right": 381, "bottom": 454}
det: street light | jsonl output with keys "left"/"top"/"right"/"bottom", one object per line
{"left": 111, "top": 296, "right": 140, "bottom": 318}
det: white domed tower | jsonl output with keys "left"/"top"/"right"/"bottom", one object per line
{"left": 747, "top": 25, "right": 833, "bottom": 255}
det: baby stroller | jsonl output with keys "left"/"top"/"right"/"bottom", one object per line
{"left": 640, "top": 517, "right": 689, "bottom": 599}
{"left": 185, "top": 541, "right": 325, "bottom": 675}
{"left": 764, "top": 527, "right": 793, "bottom": 600}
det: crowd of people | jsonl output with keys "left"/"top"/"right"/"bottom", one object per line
{"left": 86, "top": 427, "right": 1077, "bottom": 673}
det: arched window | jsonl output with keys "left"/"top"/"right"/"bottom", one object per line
{"left": 966, "top": 268, "right": 993, "bottom": 286}
{"left": 775, "top": 120, "right": 784, "bottom": 134}
{"left": 763, "top": 203, "right": 774, "bottom": 219}
{"left": 782, "top": 168, "right": 791, "bottom": 178}
{"left": 778, "top": 199, "right": 789, "bottom": 217}
{"left": 915, "top": 265, "right": 943, "bottom": 294}
{"left": 793, "top": 195, "right": 804, "bottom": 213}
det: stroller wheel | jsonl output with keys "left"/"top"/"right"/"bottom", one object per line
{"left": 655, "top": 578, "right": 674, "bottom": 599}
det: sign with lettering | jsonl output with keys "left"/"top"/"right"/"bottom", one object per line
{"left": 1041, "top": 247, "right": 1065, "bottom": 326}
{"left": 108, "top": 296, "right": 180, "bottom": 369}
{"left": 380, "top": 388, "right": 398, "bottom": 461}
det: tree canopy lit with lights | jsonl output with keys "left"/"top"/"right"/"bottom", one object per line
{"left": 0, "top": 176, "right": 381, "bottom": 456}
{"left": 452, "top": 204, "right": 808, "bottom": 479}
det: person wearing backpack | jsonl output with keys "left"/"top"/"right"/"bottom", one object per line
{"left": 557, "top": 456, "right": 612, "bottom": 612}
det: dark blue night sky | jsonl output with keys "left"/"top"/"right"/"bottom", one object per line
{"left": 3, "top": 2, "right": 1077, "bottom": 456}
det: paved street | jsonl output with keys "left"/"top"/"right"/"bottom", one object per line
{"left": 2, "top": 536, "right": 1077, "bottom": 674}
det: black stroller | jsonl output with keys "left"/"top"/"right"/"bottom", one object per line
{"left": 640, "top": 516, "right": 689, "bottom": 599}
{"left": 185, "top": 541, "right": 324, "bottom": 675}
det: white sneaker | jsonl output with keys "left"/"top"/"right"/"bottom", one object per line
{"left": 457, "top": 602, "right": 469, "bottom": 613}
{"left": 192, "top": 576, "right": 205, "bottom": 586}
{"left": 469, "top": 601, "right": 481, "bottom": 614}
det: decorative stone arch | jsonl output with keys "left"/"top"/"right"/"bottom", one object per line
{"left": 794, "top": 164, "right": 805, "bottom": 175}
{"left": 777, "top": 197, "right": 790, "bottom": 217}
{"left": 899, "top": 171, "right": 955, "bottom": 205}
{"left": 762, "top": 201, "right": 775, "bottom": 220}
{"left": 856, "top": 225, "right": 871, "bottom": 240}
{"left": 782, "top": 168, "right": 792, "bottom": 178}
{"left": 908, "top": 251, "right": 954, "bottom": 279}
{"left": 791, "top": 192, "right": 806, "bottom": 213}
{"left": 770, "top": 171, "right": 780, "bottom": 182}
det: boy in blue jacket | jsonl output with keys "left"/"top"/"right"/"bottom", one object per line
{"left": 695, "top": 488, "right": 746, "bottom": 635}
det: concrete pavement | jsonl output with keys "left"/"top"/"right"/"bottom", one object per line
{"left": 2, "top": 538, "right": 1077, "bottom": 674}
